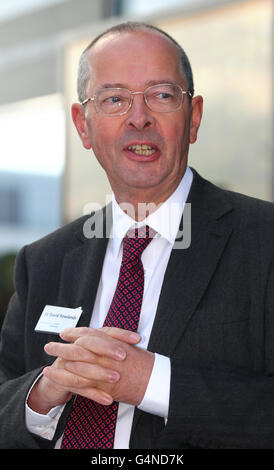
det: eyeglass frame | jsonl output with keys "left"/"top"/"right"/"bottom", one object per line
{"left": 80, "top": 83, "right": 193, "bottom": 116}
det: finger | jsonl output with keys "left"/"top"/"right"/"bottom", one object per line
{"left": 44, "top": 342, "right": 96, "bottom": 363}
{"left": 43, "top": 365, "right": 91, "bottom": 390}
{"left": 59, "top": 327, "right": 96, "bottom": 342}
{"left": 60, "top": 326, "right": 141, "bottom": 345}
{"left": 43, "top": 366, "right": 113, "bottom": 406}
{"left": 75, "top": 335, "right": 127, "bottom": 361}
{"left": 100, "top": 327, "right": 141, "bottom": 344}
{"left": 64, "top": 361, "right": 120, "bottom": 384}
{"left": 71, "top": 388, "right": 113, "bottom": 406}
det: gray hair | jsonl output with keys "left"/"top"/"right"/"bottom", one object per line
{"left": 77, "top": 21, "right": 194, "bottom": 104}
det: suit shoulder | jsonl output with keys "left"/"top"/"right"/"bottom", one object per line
{"left": 191, "top": 169, "right": 274, "bottom": 228}
{"left": 223, "top": 188, "right": 274, "bottom": 226}
{"left": 25, "top": 215, "right": 89, "bottom": 260}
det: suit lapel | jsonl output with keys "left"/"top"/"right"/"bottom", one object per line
{"left": 57, "top": 205, "right": 112, "bottom": 327}
{"left": 148, "top": 170, "right": 233, "bottom": 356}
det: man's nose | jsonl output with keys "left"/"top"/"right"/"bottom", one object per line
{"left": 125, "top": 93, "right": 154, "bottom": 130}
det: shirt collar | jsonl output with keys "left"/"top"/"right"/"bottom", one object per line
{"left": 110, "top": 166, "right": 193, "bottom": 258}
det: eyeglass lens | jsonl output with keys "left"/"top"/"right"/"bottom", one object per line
{"left": 95, "top": 84, "right": 183, "bottom": 115}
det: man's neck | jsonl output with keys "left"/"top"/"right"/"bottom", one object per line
{"left": 113, "top": 181, "right": 184, "bottom": 222}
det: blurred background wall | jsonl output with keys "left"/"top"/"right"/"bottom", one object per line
{"left": 0, "top": 0, "right": 273, "bottom": 327}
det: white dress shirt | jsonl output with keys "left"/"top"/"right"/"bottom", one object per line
{"left": 25, "top": 166, "right": 193, "bottom": 448}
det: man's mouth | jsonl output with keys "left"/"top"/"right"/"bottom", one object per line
{"left": 126, "top": 144, "right": 157, "bottom": 156}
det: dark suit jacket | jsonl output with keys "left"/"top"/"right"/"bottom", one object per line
{"left": 0, "top": 169, "right": 274, "bottom": 449}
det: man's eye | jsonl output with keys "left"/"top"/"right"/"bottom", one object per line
{"left": 105, "top": 96, "right": 122, "bottom": 104}
{"left": 157, "top": 92, "right": 172, "bottom": 99}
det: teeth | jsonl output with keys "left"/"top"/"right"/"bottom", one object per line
{"left": 127, "top": 144, "right": 156, "bottom": 156}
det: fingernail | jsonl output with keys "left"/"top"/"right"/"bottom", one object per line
{"left": 108, "top": 372, "right": 120, "bottom": 383}
{"left": 130, "top": 332, "right": 141, "bottom": 341}
{"left": 59, "top": 330, "right": 68, "bottom": 338}
{"left": 102, "top": 396, "right": 112, "bottom": 405}
{"left": 43, "top": 367, "right": 50, "bottom": 377}
{"left": 115, "top": 348, "right": 126, "bottom": 360}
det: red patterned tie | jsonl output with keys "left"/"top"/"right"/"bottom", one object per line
{"left": 61, "top": 225, "right": 155, "bottom": 449}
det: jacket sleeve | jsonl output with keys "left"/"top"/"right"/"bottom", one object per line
{"left": 0, "top": 247, "right": 55, "bottom": 449}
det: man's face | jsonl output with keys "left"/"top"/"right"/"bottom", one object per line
{"left": 73, "top": 30, "right": 203, "bottom": 204}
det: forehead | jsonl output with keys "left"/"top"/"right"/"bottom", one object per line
{"left": 86, "top": 30, "right": 184, "bottom": 89}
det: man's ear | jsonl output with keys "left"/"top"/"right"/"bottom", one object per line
{"left": 189, "top": 95, "right": 203, "bottom": 144}
{"left": 71, "top": 103, "right": 92, "bottom": 149}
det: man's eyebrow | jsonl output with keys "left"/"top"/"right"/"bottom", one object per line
{"left": 97, "top": 80, "right": 177, "bottom": 90}
{"left": 99, "top": 83, "right": 126, "bottom": 89}
{"left": 145, "top": 80, "right": 176, "bottom": 87}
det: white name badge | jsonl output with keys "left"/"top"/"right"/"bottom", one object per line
{"left": 35, "top": 305, "right": 83, "bottom": 334}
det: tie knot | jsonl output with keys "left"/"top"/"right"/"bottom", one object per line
{"left": 122, "top": 225, "right": 156, "bottom": 263}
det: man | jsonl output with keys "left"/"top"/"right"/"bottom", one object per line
{"left": 0, "top": 21, "right": 274, "bottom": 449}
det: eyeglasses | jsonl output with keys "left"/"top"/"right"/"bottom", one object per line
{"left": 81, "top": 83, "right": 192, "bottom": 116}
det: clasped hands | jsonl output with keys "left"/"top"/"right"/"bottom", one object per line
{"left": 28, "top": 327, "right": 155, "bottom": 415}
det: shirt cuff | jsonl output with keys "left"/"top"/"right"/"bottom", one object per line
{"left": 138, "top": 353, "right": 170, "bottom": 418}
{"left": 25, "top": 373, "right": 65, "bottom": 440}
